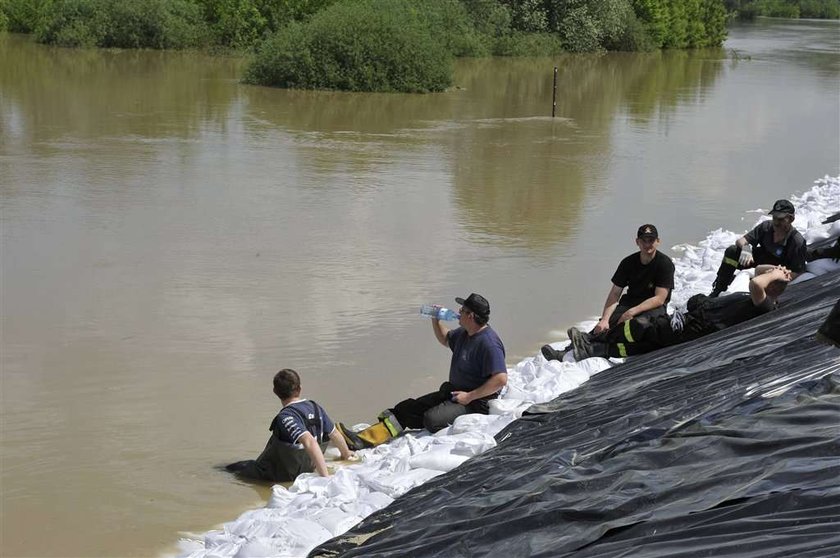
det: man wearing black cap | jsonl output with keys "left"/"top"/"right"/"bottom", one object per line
{"left": 338, "top": 293, "right": 507, "bottom": 450}
{"left": 561, "top": 265, "right": 792, "bottom": 360}
{"left": 594, "top": 224, "right": 675, "bottom": 335}
{"left": 710, "top": 199, "right": 807, "bottom": 297}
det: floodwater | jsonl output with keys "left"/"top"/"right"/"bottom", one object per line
{"left": 1, "top": 18, "right": 838, "bottom": 558}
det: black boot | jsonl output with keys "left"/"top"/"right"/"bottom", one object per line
{"left": 567, "top": 327, "right": 591, "bottom": 360}
{"left": 541, "top": 344, "right": 567, "bottom": 362}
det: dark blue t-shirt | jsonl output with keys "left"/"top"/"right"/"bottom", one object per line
{"left": 270, "top": 400, "right": 334, "bottom": 445}
{"left": 446, "top": 326, "right": 506, "bottom": 392}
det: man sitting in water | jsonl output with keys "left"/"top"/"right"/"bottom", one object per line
{"left": 710, "top": 199, "right": 806, "bottom": 297}
{"left": 226, "top": 369, "right": 355, "bottom": 482}
{"left": 338, "top": 293, "right": 507, "bottom": 450}
{"left": 542, "top": 224, "right": 674, "bottom": 361}
{"left": 546, "top": 266, "right": 791, "bottom": 361}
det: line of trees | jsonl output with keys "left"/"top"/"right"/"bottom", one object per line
{"left": 3, "top": 0, "right": 829, "bottom": 93}
{"left": 726, "top": 0, "right": 839, "bottom": 19}
{"left": 2, "top": 0, "right": 732, "bottom": 51}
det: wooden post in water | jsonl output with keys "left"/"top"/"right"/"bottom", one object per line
{"left": 551, "top": 67, "right": 558, "bottom": 117}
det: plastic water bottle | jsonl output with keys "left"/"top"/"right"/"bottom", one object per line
{"left": 420, "top": 304, "right": 460, "bottom": 321}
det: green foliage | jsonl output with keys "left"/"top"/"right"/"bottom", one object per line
{"left": 492, "top": 0, "right": 727, "bottom": 51}
{"left": 422, "top": 0, "right": 489, "bottom": 56}
{"left": 0, "top": 7, "right": 7, "bottom": 31}
{"left": 754, "top": 0, "right": 800, "bottom": 16}
{"left": 36, "top": 0, "right": 208, "bottom": 48}
{"left": 799, "top": 0, "right": 840, "bottom": 17}
{"left": 727, "top": 0, "right": 839, "bottom": 18}
{"left": 492, "top": 31, "right": 564, "bottom": 55}
{"left": 244, "top": 0, "right": 454, "bottom": 92}
{"left": 461, "top": 0, "right": 513, "bottom": 37}
{"left": 631, "top": 0, "right": 728, "bottom": 48}
{"left": 3, "top": 0, "right": 51, "bottom": 33}
{"left": 460, "top": 0, "right": 564, "bottom": 55}
{"left": 194, "top": 0, "right": 339, "bottom": 50}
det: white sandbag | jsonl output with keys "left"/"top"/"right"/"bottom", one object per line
{"left": 267, "top": 485, "right": 294, "bottom": 509}
{"left": 409, "top": 449, "right": 470, "bottom": 472}
{"left": 350, "top": 490, "right": 394, "bottom": 517}
{"left": 489, "top": 398, "right": 531, "bottom": 417}
{"left": 233, "top": 538, "right": 283, "bottom": 558}
{"left": 363, "top": 467, "right": 442, "bottom": 498}
{"left": 310, "top": 507, "right": 362, "bottom": 537}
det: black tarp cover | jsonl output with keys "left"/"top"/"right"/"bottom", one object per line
{"left": 311, "top": 271, "right": 840, "bottom": 558}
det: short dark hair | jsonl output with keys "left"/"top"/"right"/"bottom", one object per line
{"left": 273, "top": 368, "right": 300, "bottom": 400}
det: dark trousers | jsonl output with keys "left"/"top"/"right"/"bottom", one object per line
{"left": 391, "top": 382, "right": 493, "bottom": 433}
{"left": 594, "top": 303, "right": 668, "bottom": 334}
{"left": 602, "top": 296, "right": 715, "bottom": 357}
{"left": 226, "top": 436, "right": 327, "bottom": 482}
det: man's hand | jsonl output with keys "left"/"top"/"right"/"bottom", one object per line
{"left": 617, "top": 308, "right": 636, "bottom": 324}
{"left": 772, "top": 266, "right": 792, "bottom": 282}
{"left": 592, "top": 317, "right": 610, "bottom": 335}
{"left": 739, "top": 245, "right": 754, "bottom": 267}
{"left": 451, "top": 391, "right": 472, "bottom": 405}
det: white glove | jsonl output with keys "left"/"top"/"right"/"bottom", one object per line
{"left": 738, "top": 245, "right": 753, "bottom": 267}
{"left": 670, "top": 310, "right": 685, "bottom": 333}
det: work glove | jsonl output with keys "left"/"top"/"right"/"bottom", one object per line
{"left": 738, "top": 244, "right": 753, "bottom": 267}
{"left": 670, "top": 310, "right": 685, "bottom": 333}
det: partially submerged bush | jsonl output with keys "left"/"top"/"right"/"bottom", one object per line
{"left": 244, "top": 0, "right": 453, "bottom": 92}
{"left": 36, "top": 0, "right": 208, "bottom": 48}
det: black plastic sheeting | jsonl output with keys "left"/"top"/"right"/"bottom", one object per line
{"left": 311, "top": 271, "right": 840, "bottom": 558}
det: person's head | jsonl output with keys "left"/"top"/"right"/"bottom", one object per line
{"left": 765, "top": 278, "right": 789, "bottom": 300}
{"left": 769, "top": 199, "right": 795, "bottom": 233}
{"left": 455, "top": 293, "right": 490, "bottom": 327}
{"left": 273, "top": 368, "right": 301, "bottom": 401}
{"left": 635, "top": 224, "right": 661, "bottom": 257}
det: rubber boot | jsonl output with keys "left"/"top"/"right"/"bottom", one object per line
{"left": 337, "top": 412, "right": 404, "bottom": 451}
{"left": 711, "top": 245, "right": 740, "bottom": 297}
{"left": 541, "top": 344, "right": 567, "bottom": 362}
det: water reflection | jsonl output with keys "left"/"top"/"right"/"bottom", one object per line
{"left": 448, "top": 51, "right": 727, "bottom": 248}
{"left": 0, "top": 34, "right": 243, "bottom": 145}
{"left": 239, "top": 51, "right": 727, "bottom": 250}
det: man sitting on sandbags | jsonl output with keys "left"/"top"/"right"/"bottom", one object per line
{"left": 545, "top": 266, "right": 791, "bottom": 361}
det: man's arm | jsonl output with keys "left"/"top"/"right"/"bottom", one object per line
{"left": 617, "top": 286, "right": 670, "bottom": 324}
{"left": 451, "top": 372, "right": 508, "bottom": 405}
{"left": 749, "top": 266, "right": 791, "bottom": 306}
{"left": 593, "top": 284, "right": 623, "bottom": 334}
{"left": 327, "top": 428, "right": 356, "bottom": 461}
{"left": 299, "top": 432, "right": 330, "bottom": 477}
{"left": 432, "top": 315, "right": 449, "bottom": 347}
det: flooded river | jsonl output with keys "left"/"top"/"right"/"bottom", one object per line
{"left": 1, "top": 18, "right": 838, "bottom": 557}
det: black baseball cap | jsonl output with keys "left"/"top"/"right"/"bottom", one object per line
{"left": 637, "top": 224, "right": 659, "bottom": 239}
{"left": 769, "top": 199, "right": 795, "bottom": 217}
{"left": 455, "top": 293, "right": 490, "bottom": 320}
